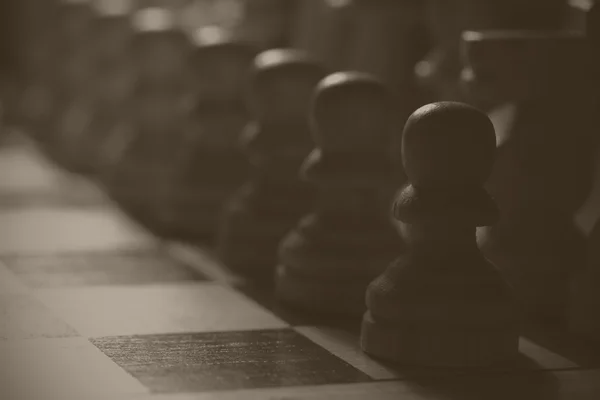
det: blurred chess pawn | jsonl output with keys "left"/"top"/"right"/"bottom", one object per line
{"left": 276, "top": 72, "right": 403, "bottom": 317}
{"left": 105, "top": 7, "right": 194, "bottom": 231}
{"left": 66, "top": 0, "right": 137, "bottom": 175}
{"left": 18, "top": 0, "right": 62, "bottom": 145}
{"left": 217, "top": 48, "right": 327, "bottom": 280}
{"left": 154, "top": 26, "right": 257, "bottom": 243}
{"left": 50, "top": 0, "right": 96, "bottom": 168}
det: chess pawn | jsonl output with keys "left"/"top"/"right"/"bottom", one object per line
{"left": 47, "top": 0, "right": 96, "bottom": 167}
{"left": 155, "top": 27, "right": 257, "bottom": 243}
{"left": 361, "top": 102, "right": 520, "bottom": 367}
{"left": 106, "top": 7, "right": 193, "bottom": 231}
{"left": 463, "top": 31, "right": 595, "bottom": 322}
{"left": 276, "top": 72, "right": 403, "bottom": 317}
{"left": 217, "top": 49, "right": 327, "bottom": 280}
{"left": 19, "top": 0, "right": 62, "bottom": 145}
{"left": 570, "top": 220, "right": 600, "bottom": 340}
{"left": 68, "top": 0, "right": 136, "bottom": 175}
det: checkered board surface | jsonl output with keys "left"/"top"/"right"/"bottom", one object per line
{"left": 1, "top": 134, "right": 600, "bottom": 400}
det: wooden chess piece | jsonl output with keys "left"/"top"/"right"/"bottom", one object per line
{"left": 155, "top": 26, "right": 258, "bottom": 243}
{"left": 217, "top": 48, "right": 327, "bottom": 279}
{"left": 70, "top": 0, "right": 136, "bottom": 176}
{"left": 361, "top": 102, "right": 520, "bottom": 367}
{"left": 18, "top": 0, "right": 62, "bottom": 145}
{"left": 463, "top": 30, "right": 596, "bottom": 323}
{"left": 276, "top": 72, "right": 403, "bottom": 316}
{"left": 106, "top": 7, "right": 193, "bottom": 231}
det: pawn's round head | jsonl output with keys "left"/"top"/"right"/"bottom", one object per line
{"left": 249, "top": 49, "right": 327, "bottom": 124}
{"left": 402, "top": 102, "right": 496, "bottom": 188}
{"left": 311, "top": 72, "right": 397, "bottom": 153}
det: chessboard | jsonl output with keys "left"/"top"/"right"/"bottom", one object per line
{"left": 2, "top": 1, "right": 600, "bottom": 399}
{"left": 0, "top": 132, "right": 599, "bottom": 400}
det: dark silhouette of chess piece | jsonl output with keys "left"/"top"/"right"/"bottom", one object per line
{"left": 217, "top": 49, "right": 327, "bottom": 279}
{"left": 361, "top": 102, "right": 520, "bottom": 367}
{"left": 276, "top": 72, "right": 404, "bottom": 317}
{"left": 463, "top": 30, "right": 595, "bottom": 323}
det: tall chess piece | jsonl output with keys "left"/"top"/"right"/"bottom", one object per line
{"left": 361, "top": 102, "right": 520, "bottom": 367}
{"left": 276, "top": 72, "right": 403, "bottom": 317}
{"left": 217, "top": 49, "right": 327, "bottom": 279}
{"left": 462, "top": 30, "right": 595, "bottom": 322}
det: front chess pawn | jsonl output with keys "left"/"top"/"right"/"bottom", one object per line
{"left": 276, "top": 72, "right": 403, "bottom": 317}
{"left": 361, "top": 102, "right": 520, "bottom": 367}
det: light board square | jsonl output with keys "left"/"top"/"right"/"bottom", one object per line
{"left": 37, "top": 283, "right": 287, "bottom": 337}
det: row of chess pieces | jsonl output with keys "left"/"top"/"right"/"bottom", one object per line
{"left": 1, "top": 0, "right": 600, "bottom": 368}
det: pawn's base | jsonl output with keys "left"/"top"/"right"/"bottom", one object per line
{"left": 275, "top": 264, "right": 368, "bottom": 317}
{"left": 360, "top": 312, "right": 520, "bottom": 368}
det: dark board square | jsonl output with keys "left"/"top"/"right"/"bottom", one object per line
{"left": 3, "top": 249, "right": 208, "bottom": 288}
{"left": 91, "top": 329, "right": 372, "bottom": 393}
{"left": 0, "top": 294, "right": 78, "bottom": 340}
